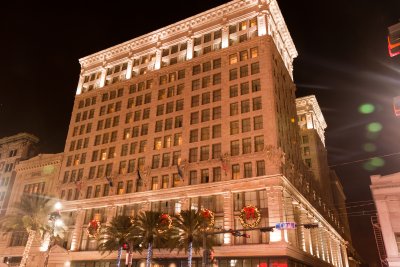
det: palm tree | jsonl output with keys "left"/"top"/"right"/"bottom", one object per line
{"left": 171, "top": 210, "right": 214, "bottom": 267}
{"left": 136, "top": 211, "right": 170, "bottom": 267}
{"left": 0, "top": 194, "right": 54, "bottom": 267}
{"left": 98, "top": 215, "right": 143, "bottom": 267}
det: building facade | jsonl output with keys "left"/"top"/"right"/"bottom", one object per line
{"left": 9, "top": 0, "right": 351, "bottom": 266}
{"left": 0, "top": 153, "right": 63, "bottom": 266}
{"left": 370, "top": 173, "right": 400, "bottom": 267}
{"left": 0, "top": 133, "right": 39, "bottom": 216}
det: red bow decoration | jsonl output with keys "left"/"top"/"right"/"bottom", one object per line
{"left": 243, "top": 206, "right": 256, "bottom": 219}
{"left": 201, "top": 209, "right": 211, "bottom": 219}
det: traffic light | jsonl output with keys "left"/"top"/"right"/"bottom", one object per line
{"left": 122, "top": 243, "right": 129, "bottom": 250}
{"left": 303, "top": 223, "right": 319, "bottom": 229}
{"left": 260, "top": 226, "right": 275, "bottom": 232}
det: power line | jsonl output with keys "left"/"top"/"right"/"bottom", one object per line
{"left": 329, "top": 151, "right": 400, "bottom": 167}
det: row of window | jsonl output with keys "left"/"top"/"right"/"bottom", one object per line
{"left": 230, "top": 136, "right": 264, "bottom": 156}
{"left": 125, "top": 108, "right": 150, "bottom": 123}
{"left": 151, "top": 152, "right": 182, "bottom": 169}
{"left": 153, "top": 134, "right": 182, "bottom": 150}
{"left": 192, "top": 58, "right": 221, "bottom": 75}
{"left": 230, "top": 116, "right": 263, "bottom": 135}
{"left": 75, "top": 109, "right": 95, "bottom": 123}
{"left": 159, "top": 70, "right": 186, "bottom": 85}
{"left": 156, "top": 100, "right": 184, "bottom": 115}
{"left": 191, "top": 89, "right": 221, "bottom": 107}
{"left": 230, "top": 97, "right": 262, "bottom": 116}
{"left": 77, "top": 96, "right": 97, "bottom": 109}
{"left": 93, "top": 131, "right": 118, "bottom": 146}
{"left": 229, "top": 47, "right": 258, "bottom": 65}
{"left": 190, "top": 107, "right": 221, "bottom": 124}
{"left": 230, "top": 79, "right": 261, "bottom": 98}
{"left": 69, "top": 138, "right": 90, "bottom": 152}
{"left": 62, "top": 159, "right": 267, "bottom": 202}
{"left": 189, "top": 124, "right": 221, "bottom": 143}
{"left": 126, "top": 93, "right": 152, "bottom": 108}
{"left": 229, "top": 62, "right": 260, "bottom": 81}
{"left": 158, "top": 84, "right": 184, "bottom": 100}
{"left": 23, "top": 182, "right": 45, "bottom": 195}
{"left": 65, "top": 153, "right": 87, "bottom": 167}
{"left": 99, "top": 101, "right": 122, "bottom": 116}
{"left": 72, "top": 123, "right": 92, "bottom": 137}
{"left": 101, "top": 88, "right": 124, "bottom": 102}
{"left": 97, "top": 116, "right": 120, "bottom": 131}
{"left": 191, "top": 73, "right": 221, "bottom": 90}
{"left": 0, "top": 177, "right": 10, "bottom": 187}
{"left": 154, "top": 116, "right": 183, "bottom": 132}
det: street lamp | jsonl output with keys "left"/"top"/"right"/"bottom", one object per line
{"left": 42, "top": 201, "right": 64, "bottom": 267}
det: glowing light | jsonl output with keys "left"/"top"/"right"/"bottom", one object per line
{"left": 269, "top": 230, "right": 282, "bottom": 242}
{"left": 55, "top": 219, "right": 64, "bottom": 227}
{"left": 358, "top": 103, "right": 375, "bottom": 114}
{"left": 363, "top": 143, "right": 376, "bottom": 152}
{"left": 223, "top": 234, "right": 231, "bottom": 244}
{"left": 366, "top": 122, "right": 382, "bottom": 133}
{"left": 55, "top": 202, "right": 62, "bottom": 210}
{"left": 363, "top": 162, "right": 376, "bottom": 171}
{"left": 370, "top": 157, "right": 385, "bottom": 167}
{"left": 64, "top": 261, "right": 71, "bottom": 267}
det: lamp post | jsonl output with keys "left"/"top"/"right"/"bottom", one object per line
{"left": 43, "top": 201, "right": 63, "bottom": 267}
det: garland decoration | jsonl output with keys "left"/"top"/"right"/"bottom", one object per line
{"left": 157, "top": 213, "right": 172, "bottom": 233}
{"left": 239, "top": 205, "right": 261, "bottom": 228}
{"left": 199, "top": 208, "right": 215, "bottom": 231}
{"left": 86, "top": 219, "right": 101, "bottom": 238}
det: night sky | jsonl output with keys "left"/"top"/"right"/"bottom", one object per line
{"left": 1, "top": 0, "right": 399, "bottom": 265}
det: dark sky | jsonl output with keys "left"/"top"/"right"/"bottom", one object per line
{"left": 1, "top": 0, "right": 399, "bottom": 265}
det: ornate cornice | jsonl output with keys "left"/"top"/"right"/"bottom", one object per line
{"left": 268, "top": 0, "right": 298, "bottom": 60}
{"left": 0, "top": 132, "right": 39, "bottom": 146}
{"left": 15, "top": 153, "right": 63, "bottom": 172}
{"left": 295, "top": 95, "right": 327, "bottom": 129}
{"left": 78, "top": 0, "right": 297, "bottom": 70}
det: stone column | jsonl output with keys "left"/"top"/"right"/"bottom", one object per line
{"left": 257, "top": 12, "right": 267, "bottom": 36}
{"left": 106, "top": 205, "right": 116, "bottom": 224}
{"left": 99, "top": 67, "right": 107, "bottom": 88}
{"left": 186, "top": 36, "right": 194, "bottom": 60}
{"left": 341, "top": 243, "right": 349, "bottom": 267}
{"left": 221, "top": 25, "right": 229, "bottom": 49}
{"left": 375, "top": 199, "right": 398, "bottom": 258}
{"left": 222, "top": 191, "right": 234, "bottom": 245}
{"left": 125, "top": 59, "right": 133, "bottom": 80}
{"left": 70, "top": 209, "right": 85, "bottom": 251}
{"left": 154, "top": 48, "right": 162, "bottom": 70}
{"left": 267, "top": 186, "right": 284, "bottom": 242}
{"left": 76, "top": 73, "right": 84, "bottom": 95}
{"left": 310, "top": 221, "right": 320, "bottom": 258}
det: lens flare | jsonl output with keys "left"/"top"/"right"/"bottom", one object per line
{"left": 358, "top": 103, "right": 375, "bottom": 114}
{"left": 370, "top": 157, "right": 385, "bottom": 167}
{"left": 367, "top": 122, "right": 382, "bottom": 133}
{"left": 363, "top": 143, "right": 377, "bottom": 152}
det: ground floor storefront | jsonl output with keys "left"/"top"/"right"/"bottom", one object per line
{"left": 70, "top": 257, "right": 312, "bottom": 267}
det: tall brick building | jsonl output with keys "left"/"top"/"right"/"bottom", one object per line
{"left": 1, "top": 0, "right": 354, "bottom": 266}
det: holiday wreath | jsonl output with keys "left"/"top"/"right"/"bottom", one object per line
{"left": 157, "top": 213, "right": 172, "bottom": 233}
{"left": 239, "top": 205, "right": 261, "bottom": 228}
{"left": 86, "top": 219, "right": 101, "bottom": 238}
{"left": 199, "top": 208, "right": 215, "bottom": 230}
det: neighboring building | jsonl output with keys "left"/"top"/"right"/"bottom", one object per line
{"left": 43, "top": 0, "right": 351, "bottom": 266}
{"left": 388, "top": 22, "right": 400, "bottom": 57}
{"left": 370, "top": 173, "right": 400, "bottom": 267}
{"left": 0, "top": 133, "right": 39, "bottom": 216}
{"left": 0, "top": 153, "right": 63, "bottom": 266}
{"left": 296, "top": 96, "right": 356, "bottom": 264}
